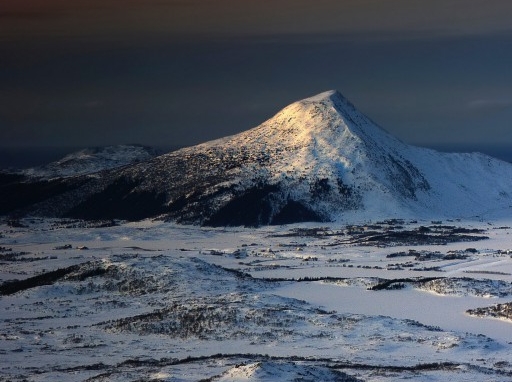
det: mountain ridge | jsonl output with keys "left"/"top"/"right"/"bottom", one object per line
{"left": 2, "top": 144, "right": 160, "bottom": 180}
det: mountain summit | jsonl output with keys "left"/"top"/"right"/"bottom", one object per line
{"left": 2, "top": 90, "right": 512, "bottom": 225}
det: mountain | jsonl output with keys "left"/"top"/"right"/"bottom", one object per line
{"left": 2, "top": 90, "right": 512, "bottom": 225}
{"left": 14, "top": 144, "right": 160, "bottom": 179}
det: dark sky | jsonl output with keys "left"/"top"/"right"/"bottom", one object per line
{"left": 2, "top": 0, "right": 512, "bottom": 166}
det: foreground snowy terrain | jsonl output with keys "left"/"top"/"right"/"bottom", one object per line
{"left": 1, "top": 217, "right": 512, "bottom": 381}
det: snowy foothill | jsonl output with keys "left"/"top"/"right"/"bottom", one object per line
{"left": 1, "top": 217, "right": 512, "bottom": 381}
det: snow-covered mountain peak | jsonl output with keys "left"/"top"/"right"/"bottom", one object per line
{"left": 192, "top": 90, "right": 418, "bottom": 200}
{"left": 266, "top": 89, "right": 357, "bottom": 134}
{"left": 240, "top": 89, "right": 403, "bottom": 156}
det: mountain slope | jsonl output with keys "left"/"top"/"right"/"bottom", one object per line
{"left": 3, "top": 90, "right": 512, "bottom": 225}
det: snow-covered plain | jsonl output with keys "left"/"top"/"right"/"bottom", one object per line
{"left": 1, "top": 217, "right": 512, "bottom": 381}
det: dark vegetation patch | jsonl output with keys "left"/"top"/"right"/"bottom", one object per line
{"left": 56, "top": 353, "right": 468, "bottom": 380}
{"left": 0, "top": 264, "right": 81, "bottom": 295}
{"left": 208, "top": 261, "right": 354, "bottom": 284}
{"left": 387, "top": 249, "right": 470, "bottom": 261}
{"left": 191, "top": 177, "right": 351, "bottom": 227}
{"left": 99, "top": 303, "right": 242, "bottom": 339}
{"left": 97, "top": 297, "right": 322, "bottom": 341}
{"left": 0, "top": 175, "right": 86, "bottom": 216}
{"left": 66, "top": 177, "right": 168, "bottom": 221}
{"left": 204, "top": 262, "right": 254, "bottom": 281}
{"left": 368, "top": 277, "right": 512, "bottom": 297}
{"left": 0, "top": 261, "right": 108, "bottom": 295}
{"left": 309, "top": 177, "right": 359, "bottom": 207}
{"left": 0, "top": 251, "right": 52, "bottom": 263}
{"left": 467, "top": 302, "right": 512, "bottom": 321}
{"left": 203, "top": 184, "right": 279, "bottom": 227}
{"left": 201, "top": 182, "right": 327, "bottom": 227}
{"left": 464, "top": 270, "right": 511, "bottom": 276}
{"left": 425, "top": 225, "right": 484, "bottom": 234}
{"left": 270, "top": 200, "right": 325, "bottom": 225}
{"left": 422, "top": 278, "right": 512, "bottom": 298}
{"left": 65, "top": 266, "right": 109, "bottom": 282}
{"left": 0, "top": 247, "right": 32, "bottom": 262}
{"left": 369, "top": 277, "right": 444, "bottom": 291}
{"left": 54, "top": 244, "right": 72, "bottom": 250}
{"left": 273, "top": 224, "right": 487, "bottom": 247}
{"left": 48, "top": 219, "right": 118, "bottom": 229}
{"left": 273, "top": 227, "right": 344, "bottom": 238}
{"left": 74, "top": 263, "right": 163, "bottom": 296}
{"left": 310, "top": 178, "right": 331, "bottom": 197}
{"left": 6, "top": 219, "right": 29, "bottom": 228}
{"left": 358, "top": 229, "right": 487, "bottom": 247}
{"left": 336, "top": 178, "right": 357, "bottom": 199}
{"left": 254, "top": 276, "right": 350, "bottom": 283}
{"left": 376, "top": 219, "right": 406, "bottom": 225}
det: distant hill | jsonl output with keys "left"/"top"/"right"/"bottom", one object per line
{"left": 15, "top": 144, "right": 160, "bottom": 179}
